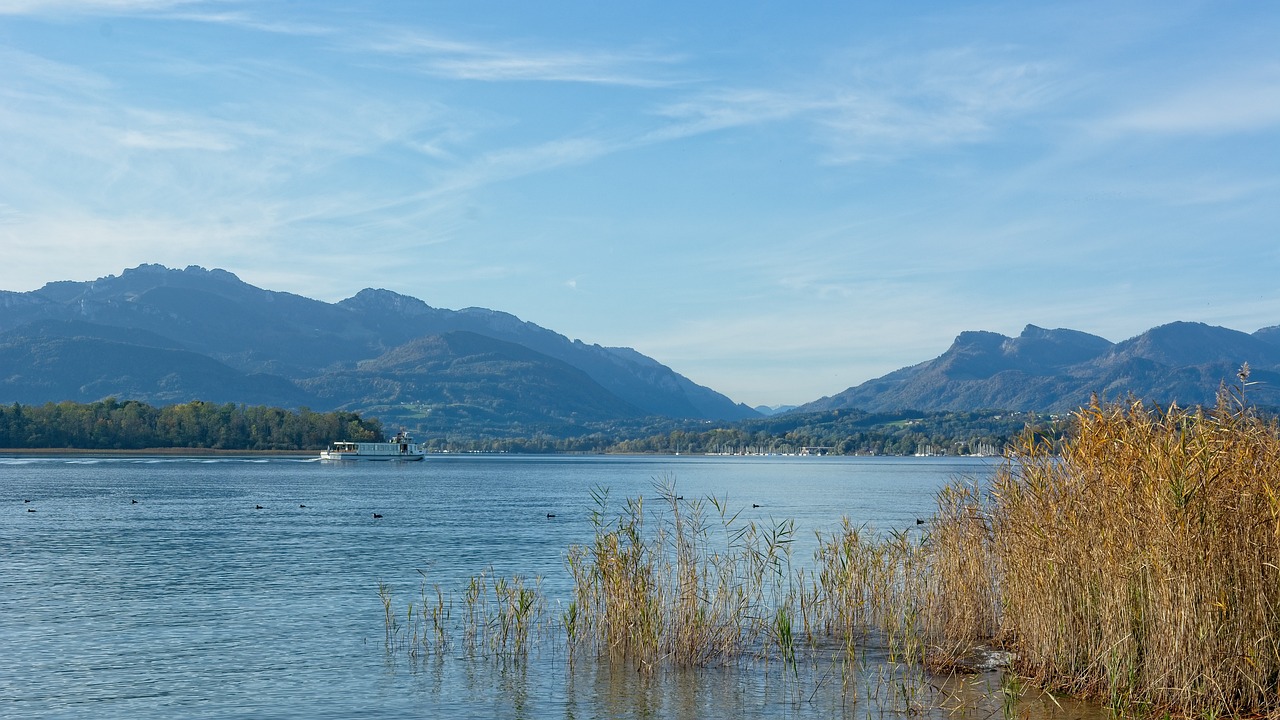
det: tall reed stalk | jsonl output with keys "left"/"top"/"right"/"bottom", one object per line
{"left": 925, "top": 391, "right": 1280, "bottom": 717}
{"left": 564, "top": 477, "right": 800, "bottom": 669}
{"left": 382, "top": 392, "right": 1280, "bottom": 718}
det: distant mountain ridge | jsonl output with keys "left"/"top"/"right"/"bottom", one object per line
{"left": 0, "top": 264, "right": 757, "bottom": 436}
{"left": 797, "top": 322, "right": 1280, "bottom": 414}
{"left": 8, "top": 265, "right": 1273, "bottom": 431}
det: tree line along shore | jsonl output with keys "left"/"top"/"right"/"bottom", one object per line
{"left": 0, "top": 398, "right": 382, "bottom": 452}
{"left": 0, "top": 398, "right": 1056, "bottom": 455}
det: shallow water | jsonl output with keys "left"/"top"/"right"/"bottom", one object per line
{"left": 0, "top": 454, "right": 1097, "bottom": 719}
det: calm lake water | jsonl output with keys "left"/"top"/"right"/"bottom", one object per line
{"left": 0, "top": 454, "right": 1092, "bottom": 719}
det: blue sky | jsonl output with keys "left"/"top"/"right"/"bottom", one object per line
{"left": 1, "top": 1, "right": 1278, "bottom": 408}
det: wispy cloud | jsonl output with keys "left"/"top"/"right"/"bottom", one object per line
{"left": 313, "top": 44, "right": 1064, "bottom": 257}
{"left": 632, "top": 46, "right": 1058, "bottom": 163}
{"left": 0, "top": 0, "right": 216, "bottom": 15}
{"left": 405, "top": 128, "right": 474, "bottom": 161}
{"left": 0, "top": 212, "right": 255, "bottom": 288}
{"left": 164, "top": 10, "right": 336, "bottom": 36}
{"left": 115, "top": 128, "right": 234, "bottom": 151}
{"left": 0, "top": 39, "right": 467, "bottom": 271}
{"left": 0, "top": 46, "right": 114, "bottom": 93}
{"left": 363, "top": 29, "right": 686, "bottom": 87}
{"left": 111, "top": 106, "right": 249, "bottom": 151}
{"left": 817, "top": 47, "right": 1056, "bottom": 162}
{"left": 0, "top": 0, "right": 335, "bottom": 36}
{"left": 1094, "top": 174, "right": 1280, "bottom": 208}
{"left": 1103, "top": 65, "right": 1280, "bottom": 135}
{"left": 645, "top": 88, "right": 818, "bottom": 141}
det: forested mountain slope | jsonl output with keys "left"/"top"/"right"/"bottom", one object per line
{"left": 0, "top": 264, "right": 757, "bottom": 437}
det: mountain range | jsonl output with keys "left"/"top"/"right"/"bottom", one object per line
{"left": 2, "top": 265, "right": 1276, "bottom": 437}
{"left": 0, "top": 264, "right": 757, "bottom": 436}
{"left": 798, "top": 322, "right": 1280, "bottom": 414}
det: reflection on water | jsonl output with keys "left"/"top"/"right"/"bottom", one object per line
{"left": 0, "top": 454, "right": 1112, "bottom": 720}
{"left": 386, "top": 645, "right": 1110, "bottom": 720}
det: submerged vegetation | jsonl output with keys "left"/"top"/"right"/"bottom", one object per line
{"left": 384, "top": 387, "right": 1280, "bottom": 718}
{"left": 383, "top": 476, "right": 953, "bottom": 714}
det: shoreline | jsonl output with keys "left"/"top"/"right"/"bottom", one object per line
{"left": 0, "top": 447, "right": 314, "bottom": 457}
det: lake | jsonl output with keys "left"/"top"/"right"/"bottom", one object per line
{"left": 1, "top": 453, "right": 1084, "bottom": 719}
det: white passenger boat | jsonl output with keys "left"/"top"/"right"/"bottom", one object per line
{"left": 320, "top": 431, "right": 426, "bottom": 461}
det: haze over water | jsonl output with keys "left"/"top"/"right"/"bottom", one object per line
{"left": 1, "top": 454, "right": 1045, "bottom": 719}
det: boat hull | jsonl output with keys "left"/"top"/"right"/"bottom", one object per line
{"left": 320, "top": 433, "right": 426, "bottom": 461}
{"left": 319, "top": 452, "right": 425, "bottom": 461}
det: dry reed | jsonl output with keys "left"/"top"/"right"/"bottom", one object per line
{"left": 382, "top": 390, "right": 1280, "bottom": 717}
{"left": 925, "top": 388, "right": 1280, "bottom": 717}
{"left": 564, "top": 477, "right": 801, "bottom": 669}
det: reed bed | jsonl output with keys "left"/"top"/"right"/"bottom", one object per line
{"left": 563, "top": 478, "right": 801, "bottom": 669}
{"left": 382, "top": 390, "right": 1280, "bottom": 718}
{"left": 925, "top": 390, "right": 1280, "bottom": 717}
{"left": 382, "top": 475, "right": 941, "bottom": 691}
{"left": 381, "top": 480, "right": 1009, "bottom": 715}
{"left": 381, "top": 568, "right": 547, "bottom": 661}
